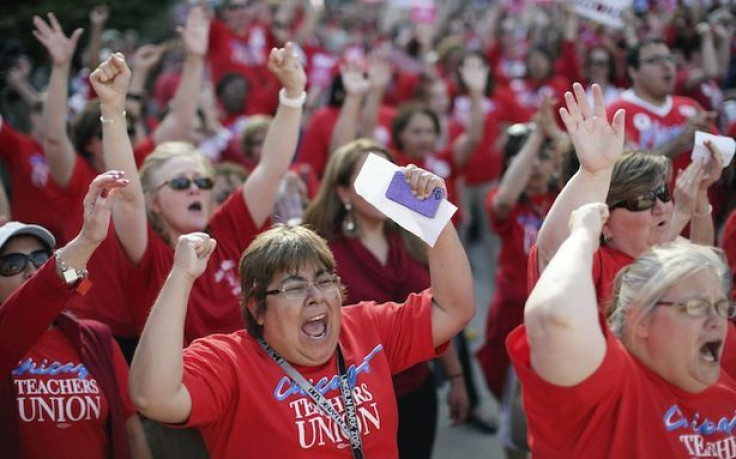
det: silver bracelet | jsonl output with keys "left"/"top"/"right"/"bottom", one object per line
{"left": 278, "top": 88, "right": 306, "bottom": 108}
{"left": 100, "top": 110, "right": 127, "bottom": 125}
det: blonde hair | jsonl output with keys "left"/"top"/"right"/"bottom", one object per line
{"left": 608, "top": 240, "right": 730, "bottom": 338}
{"left": 138, "top": 141, "right": 214, "bottom": 241}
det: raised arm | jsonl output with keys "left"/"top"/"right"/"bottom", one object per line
{"left": 151, "top": 6, "right": 209, "bottom": 145}
{"left": 328, "top": 59, "right": 371, "bottom": 154}
{"left": 399, "top": 166, "right": 475, "bottom": 347}
{"left": 361, "top": 53, "right": 392, "bottom": 144}
{"left": 86, "top": 5, "right": 109, "bottom": 71}
{"left": 33, "top": 13, "right": 84, "bottom": 188}
{"left": 492, "top": 128, "right": 544, "bottom": 222}
{"left": 452, "top": 55, "right": 488, "bottom": 168}
{"left": 535, "top": 83, "right": 626, "bottom": 274}
{"left": 0, "top": 171, "right": 128, "bottom": 376}
{"left": 90, "top": 54, "right": 149, "bottom": 264}
{"left": 525, "top": 203, "right": 608, "bottom": 386}
{"left": 689, "top": 140, "right": 724, "bottom": 245}
{"left": 242, "top": 42, "right": 306, "bottom": 226}
{"left": 129, "top": 232, "right": 217, "bottom": 423}
{"left": 651, "top": 110, "right": 717, "bottom": 160}
{"left": 126, "top": 44, "right": 164, "bottom": 138}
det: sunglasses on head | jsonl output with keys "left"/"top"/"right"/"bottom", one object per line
{"left": 156, "top": 176, "right": 214, "bottom": 192}
{"left": 609, "top": 184, "right": 671, "bottom": 212}
{"left": 0, "top": 250, "right": 51, "bottom": 277}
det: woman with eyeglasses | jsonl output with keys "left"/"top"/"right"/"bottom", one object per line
{"left": 509, "top": 200, "right": 736, "bottom": 457}
{"left": 128, "top": 163, "right": 475, "bottom": 457}
{"left": 90, "top": 43, "right": 305, "bottom": 344}
{"left": 532, "top": 82, "right": 736, "bottom": 375}
{"left": 0, "top": 172, "right": 151, "bottom": 458}
{"left": 302, "top": 139, "right": 470, "bottom": 458}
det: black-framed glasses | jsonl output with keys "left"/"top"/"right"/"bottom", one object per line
{"left": 0, "top": 250, "right": 51, "bottom": 277}
{"left": 609, "top": 185, "right": 671, "bottom": 212}
{"left": 656, "top": 298, "right": 736, "bottom": 319}
{"left": 265, "top": 273, "right": 339, "bottom": 300}
{"left": 639, "top": 55, "right": 676, "bottom": 66}
{"left": 156, "top": 176, "right": 214, "bottom": 192}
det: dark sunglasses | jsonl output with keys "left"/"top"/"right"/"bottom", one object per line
{"left": 156, "top": 176, "right": 214, "bottom": 192}
{"left": 0, "top": 250, "right": 51, "bottom": 277}
{"left": 609, "top": 185, "right": 671, "bottom": 212}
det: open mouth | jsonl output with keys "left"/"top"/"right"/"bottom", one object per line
{"left": 301, "top": 313, "right": 327, "bottom": 340}
{"left": 699, "top": 340, "right": 722, "bottom": 363}
{"left": 188, "top": 201, "right": 203, "bottom": 212}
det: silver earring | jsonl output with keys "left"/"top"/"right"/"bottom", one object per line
{"left": 342, "top": 203, "right": 357, "bottom": 235}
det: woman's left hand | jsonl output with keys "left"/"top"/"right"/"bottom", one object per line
{"left": 81, "top": 170, "right": 130, "bottom": 245}
{"left": 447, "top": 377, "right": 470, "bottom": 426}
{"left": 402, "top": 165, "right": 447, "bottom": 200}
{"left": 674, "top": 158, "right": 705, "bottom": 216}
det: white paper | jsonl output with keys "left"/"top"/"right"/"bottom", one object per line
{"left": 573, "top": 0, "right": 633, "bottom": 29}
{"left": 691, "top": 131, "right": 736, "bottom": 168}
{"left": 354, "top": 154, "right": 457, "bottom": 247}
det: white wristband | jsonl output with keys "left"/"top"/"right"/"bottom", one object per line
{"left": 279, "top": 88, "right": 306, "bottom": 108}
{"left": 100, "top": 110, "right": 127, "bottom": 125}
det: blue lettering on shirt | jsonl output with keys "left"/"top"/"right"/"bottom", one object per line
{"left": 274, "top": 345, "right": 383, "bottom": 401}
{"left": 663, "top": 404, "right": 736, "bottom": 436}
{"left": 12, "top": 358, "right": 89, "bottom": 380}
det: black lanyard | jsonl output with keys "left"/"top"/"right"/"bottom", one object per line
{"left": 258, "top": 337, "right": 365, "bottom": 459}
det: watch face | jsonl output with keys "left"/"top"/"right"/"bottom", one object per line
{"left": 62, "top": 268, "right": 79, "bottom": 284}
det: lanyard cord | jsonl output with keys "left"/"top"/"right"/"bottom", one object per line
{"left": 258, "top": 337, "right": 365, "bottom": 459}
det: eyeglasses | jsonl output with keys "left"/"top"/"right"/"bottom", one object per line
{"left": 639, "top": 54, "right": 676, "bottom": 66}
{"left": 155, "top": 176, "right": 214, "bottom": 192}
{"left": 265, "top": 274, "right": 339, "bottom": 300}
{"left": 0, "top": 250, "right": 51, "bottom": 277}
{"left": 656, "top": 298, "right": 736, "bottom": 319}
{"left": 609, "top": 185, "right": 671, "bottom": 212}
{"left": 588, "top": 59, "right": 610, "bottom": 67}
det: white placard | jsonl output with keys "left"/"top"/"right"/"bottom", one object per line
{"left": 354, "top": 154, "right": 457, "bottom": 247}
{"left": 573, "top": 0, "right": 633, "bottom": 29}
{"left": 691, "top": 131, "right": 736, "bottom": 168}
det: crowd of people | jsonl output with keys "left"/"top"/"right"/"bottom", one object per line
{"left": 1, "top": 0, "right": 736, "bottom": 457}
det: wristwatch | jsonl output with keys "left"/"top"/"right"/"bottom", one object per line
{"left": 54, "top": 251, "right": 92, "bottom": 294}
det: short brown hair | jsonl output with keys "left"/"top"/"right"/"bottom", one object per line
{"left": 239, "top": 224, "right": 339, "bottom": 337}
{"left": 607, "top": 151, "right": 672, "bottom": 207}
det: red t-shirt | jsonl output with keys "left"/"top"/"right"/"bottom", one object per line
{"left": 66, "top": 229, "right": 139, "bottom": 338}
{"left": 180, "top": 290, "right": 446, "bottom": 458}
{"left": 0, "top": 119, "right": 95, "bottom": 245}
{"left": 296, "top": 106, "right": 397, "bottom": 179}
{"left": 674, "top": 68, "right": 723, "bottom": 113}
{"left": 128, "top": 188, "right": 264, "bottom": 343}
{"left": 329, "top": 232, "right": 431, "bottom": 397}
{"left": 528, "top": 243, "right": 634, "bottom": 311}
{"left": 477, "top": 189, "right": 556, "bottom": 399}
{"left": 606, "top": 90, "right": 717, "bottom": 176}
{"left": 12, "top": 328, "right": 135, "bottom": 458}
{"left": 449, "top": 88, "right": 532, "bottom": 185}
{"left": 507, "top": 317, "right": 736, "bottom": 458}
{"left": 207, "top": 18, "right": 279, "bottom": 115}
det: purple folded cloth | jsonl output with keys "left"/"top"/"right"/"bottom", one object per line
{"left": 385, "top": 171, "right": 443, "bottom": 218}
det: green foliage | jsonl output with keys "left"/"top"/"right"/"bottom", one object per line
{"left": 0, "top": 1, "right": 178, "bottom": 66}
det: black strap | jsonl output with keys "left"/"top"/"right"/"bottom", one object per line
{"left": 258, "top": 338, "right": 364, "bottom": 458}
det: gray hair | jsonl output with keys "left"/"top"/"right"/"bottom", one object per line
{"left": 608, "top": 240, "right": 730, "bottom": 337}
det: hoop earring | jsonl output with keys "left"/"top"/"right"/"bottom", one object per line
{"left": 342, "top": 202, "right": 357, "bottom": 236}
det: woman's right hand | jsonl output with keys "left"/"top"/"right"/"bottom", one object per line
{"left": 569, "top": 202, "right": 609, "bottom": 251}
{"left": 173, "top": 233, "right": 217, "bottom": 280}
{"left": 559, "top": 83, "right": 626, "bottom": 175}
{"left": 90, "top": 53, "right": 131, "bottom": 108}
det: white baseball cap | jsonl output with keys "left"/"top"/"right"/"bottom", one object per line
{"left": 0, "top": 222, "right": 56, "bottom": 252}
